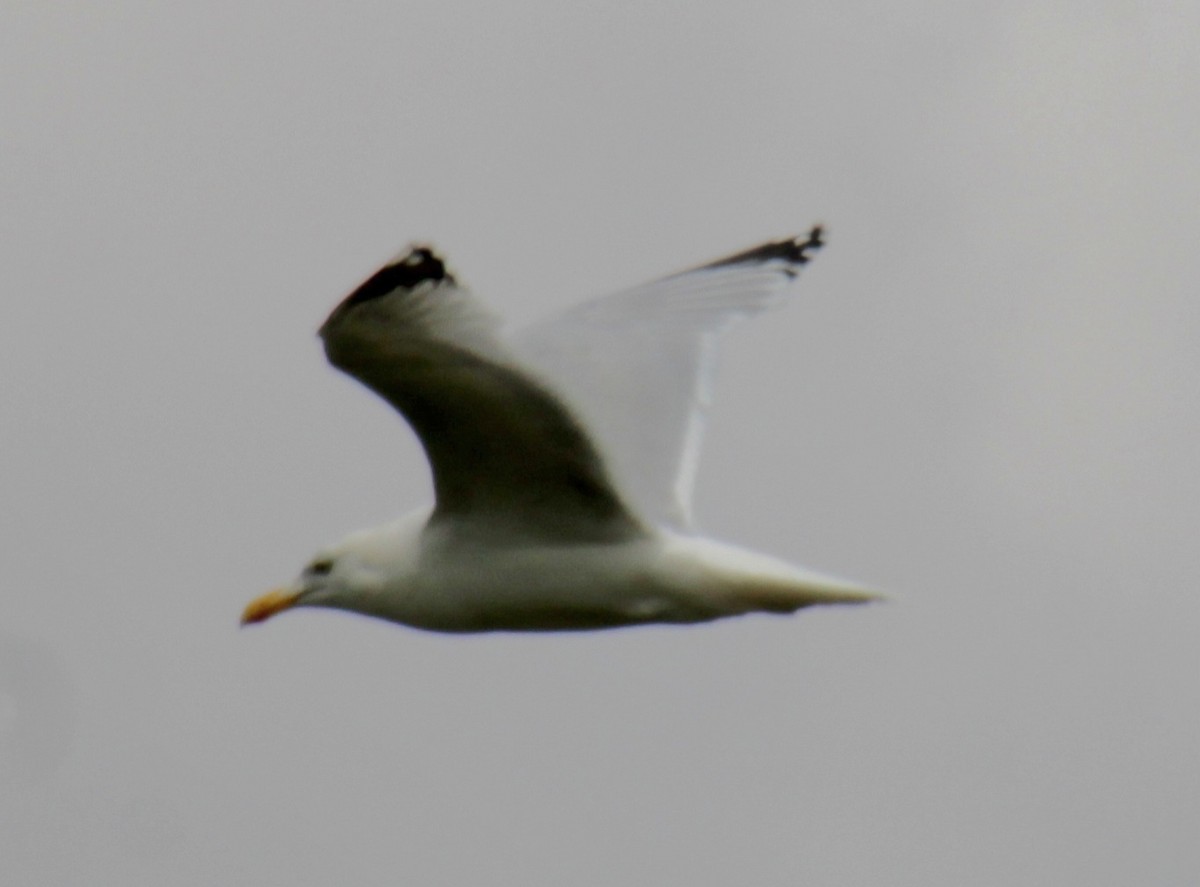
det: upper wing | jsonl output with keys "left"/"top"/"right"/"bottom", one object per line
{"left": 510, "top": 228, "right": 824, "bottom": 531}
{"left": 318, "top": 246, "right": 643, "bottom": 543}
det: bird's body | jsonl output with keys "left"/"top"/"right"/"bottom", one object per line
{"left": 287, "top": 512, "right": 875, "bottom": 633}
{"left": 242, "top": 228, "right": 879, "bottom": 633}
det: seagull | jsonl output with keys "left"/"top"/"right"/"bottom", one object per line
{"left": 242, "top": 227, "right": 879, "bottom": 632}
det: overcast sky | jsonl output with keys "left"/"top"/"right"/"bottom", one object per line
{"left": 3, "top": 3, "right": 1197, "bottom": 884}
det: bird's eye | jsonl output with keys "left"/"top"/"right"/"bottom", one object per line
{"left": 308, "top": 559, "right": 334, "bottom": 576}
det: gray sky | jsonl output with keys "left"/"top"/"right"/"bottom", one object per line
{"left": 3, "top": 2, "right": 1197, "bottom": 884}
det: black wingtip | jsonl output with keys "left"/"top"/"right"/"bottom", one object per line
{"left": 339, "top": 245, "right": 455, "bottom": 311}
{"left": 700, "top": 225, "right": 826, "bottom": 277}
{"left": 319, "top": 244, "right": 455, "bottom": 337}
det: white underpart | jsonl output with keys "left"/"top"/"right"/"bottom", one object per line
{"left": 312, "top": 514, "right": 876, "bottom": 633}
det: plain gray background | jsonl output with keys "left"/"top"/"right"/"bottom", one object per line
{"left": 3, "top": 3, "right": 1197, "bottom": 884}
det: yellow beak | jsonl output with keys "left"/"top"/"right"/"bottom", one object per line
{"left": 241, "top": 588, "right": 303, "bottom": 625}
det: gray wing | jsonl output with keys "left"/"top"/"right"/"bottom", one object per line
{"left": 510, "top": 229, "right": 824, "bottom": 531}
{"left": 319, "top": 246, "right": 643, "bottom": 543}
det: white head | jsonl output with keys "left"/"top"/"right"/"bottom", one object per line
{"left": 241, "top": 515, "right": 426, "bottom": 626}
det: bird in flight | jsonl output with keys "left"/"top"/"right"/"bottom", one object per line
{"left": 242, "top": 227, "right": 878, "bottom": 632}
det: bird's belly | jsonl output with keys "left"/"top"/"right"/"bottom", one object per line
{"left": 404, "top": 540, "right": 720, "bottom": 632}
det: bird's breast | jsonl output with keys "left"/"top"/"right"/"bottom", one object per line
{"left": 389, "top": 534, "right": 706, "bottom": 632}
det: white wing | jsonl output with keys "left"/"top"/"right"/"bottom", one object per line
{"left": 510, "top": 229, "right": 824, "bottom": 531}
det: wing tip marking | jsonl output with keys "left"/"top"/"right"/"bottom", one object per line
{"left": 319, "top": 243, "right": 457, "bottom": 336}
{"left": 702, "top": 225, "right": 825, "bottom": 277}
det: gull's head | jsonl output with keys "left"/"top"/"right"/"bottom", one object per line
{"left": 241, "top": 515, "right": 427, "bottom": 627}
{"left": 241, "top": 551, "right": 347, "bottom": 626}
